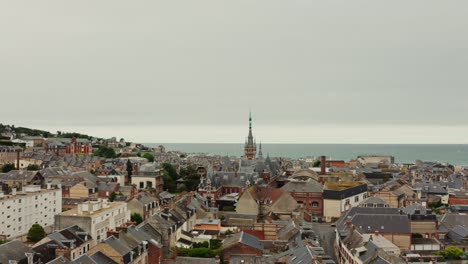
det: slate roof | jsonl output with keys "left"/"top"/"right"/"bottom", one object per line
{"left": 358, "top": 196, "right": 388, "bottom": 207}
{"left": 400, "top": 204, "right": 433, "bottom": 215}
{"left": 276, "top": 220, "right": 300, "bottom": 242}
{"left": 287, "top": 243, "right": 317, "bottom": 264}
{"left": 46, "top": 256, "right": 72, "bottom": 264}
{"left": 71, "top": 254, "right": 97, "bottom": 264}
{"left": 438, "top": 213, "right": 468, "bottom": 232}
{"left": 281, "top": 179, "right": 323, "bottom": 193}
{"left": 352, "top": 214, "right": 410, "bottom": 234}
{"left": 0, "top": 240, "right": 35, "bottom": 264}
{"left": 168, "top": 257, "right": 217, "bottom": 264}
{"left": 46, "top": 225, "right": 92, "bottom": 248}
{"left": 89, "top": 251, "right": 119, "bottom": 264}
{"left": 223, "top": 232, "right": 264, "bottom": 251}
{"left": 448, "top": 225, "right": 468, "bottom": 241}
{"left": 104, "top": 236, "right": 132, "bottom": 256}
{"left": 0, "top": 170, "right": 42, "bottom": 182}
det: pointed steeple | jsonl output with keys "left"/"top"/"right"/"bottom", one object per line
{"left": 244, "top": 110, "right": 257, "bottom": 160}
{"left": 257, "top": 142, "right": 263, "bottom": 160}
{"left": 247, "top": 111, "right": 254, "bottom": 146}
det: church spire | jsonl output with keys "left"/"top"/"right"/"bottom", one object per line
{"left": 257, "top": 141, "right": 263, "bottom": 160}
{"left": 244, "top": 111, "right": 257, "bottom": 160}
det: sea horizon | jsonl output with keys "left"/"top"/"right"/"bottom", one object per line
{"left": 145, "top": 143, "right": 468, "bottom": 165}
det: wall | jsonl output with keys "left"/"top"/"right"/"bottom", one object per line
{"left": 0, "top": 188, "right": 62, "bottom": 238}
{"left": 411, "top": 221, "right": 437, "bottom": 237}
{"left": 69, "top": 184, "right": 89, "bottom": 198}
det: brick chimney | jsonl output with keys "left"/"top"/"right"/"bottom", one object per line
{"left": 320, "top": 156, "right": 326, "bottom": 175}
{"left": 107, "top": 229, "right": 121, "bottom": 238}
{"left": 133, "top": 163, "right": 139, "bottom": 175}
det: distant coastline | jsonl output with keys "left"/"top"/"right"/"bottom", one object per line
{"left": 145, "top": 143, "right": 468, "bottom": 165}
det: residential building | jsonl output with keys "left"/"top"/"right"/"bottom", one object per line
{"left": 335, "top": 207, "right": 411, "bottom": 250}
{"left": 0, "top": 185, "right": 62, "bottom": 239}
{"left": 236, "top": 185, "right": 299, "bottom": 220}
{"left": 222, "top": 232, "right": 264, "bottom": 261}
{"left": 322, "top": 181, "right": 368, "bottom": 222}
{"left": 33, "top": 225, "right": 94, "bottom": 262}
{"left": 0, "top": 240, "right": 39, "bottom": 264}
{"left": 131, "top": 163, "right": 164, "bottom": 194}
{"left": 127, "top": 192, "right": 159, "bottom": 220}
{"left": 281, "top": 175, "right": 323, "bottom": 221}
{"left": 54, "top": 199, "right": 130, "bottom": 242}
{"left": 400, "top": 204, "right": 437, "bottom": 238}
{"left": 0, "top": 145, "right": 22, "bottom": 166}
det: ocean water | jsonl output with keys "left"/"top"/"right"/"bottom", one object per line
{"left": 145, "top": 143, "right": 468, "bottom": 165}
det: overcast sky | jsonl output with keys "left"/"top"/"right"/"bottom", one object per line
{"left": 1, "top": 1, "right": 468, "bottom": 143}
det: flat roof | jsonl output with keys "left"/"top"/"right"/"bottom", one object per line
{"left": 0, "top": 188, "right": 60, "bottom": 202}
{"left": 60, "top": 201, "right": 126, "bottom": 217}
{"left": 324, "top": 181, "right": 365, "bottom": 191}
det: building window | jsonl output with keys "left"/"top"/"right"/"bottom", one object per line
{"left": 312, "top": 202, "right": 319, "bottom": 208}
{"left": 355, "top": 196, "right": 359, "bottom": 203}
{"left": 345, "top": 199, "right": 350, "bottom": 205}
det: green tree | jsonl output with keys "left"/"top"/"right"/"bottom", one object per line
{"left": 109, "top": 192, "right": 117, "bottom": 202}
{"left": 435, "top": 246, "right": 464, "bottom": 260}
{"left": 27, "top": 224, "right": 46, "bottom": 242}
{"left": 131, "top": 213, "right": 143, "bottom": 225}
{"left": 126, "top": 159, "right": 133, "bottom": 181}
{"left": 26, "top": 164, "right": 40, "bottom": 171}
{"left": 93, "top": 146, "right": 116, "bottom": 158}
{"left": 162, "top": 163, "right": 179, "bottom": 179}
{"left": 179, "top": 165, "right": 201, "bottom": 191}
{"left": 162, "top": 163, "right": 178, "bottom": 193}
{"left": 312, "top": 160, "right": 321, "bottom": 167}
{"left": 1, "top": 163, "right": 16, "bottom": 173}
{"left": 142, "top": 153, "right": 155, "bottom": 163}
{"left": 209, "top": 239, "right": 222, "bottom": 249}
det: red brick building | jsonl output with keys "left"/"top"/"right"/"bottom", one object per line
{"left": 281, "top": 177, "right": 323, "bottom": 221}
{"left": 449, "top": 191, "right": 468, "bottom": 205}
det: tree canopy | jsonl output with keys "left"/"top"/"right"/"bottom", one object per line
{"left": 126, "top": 159, "right": 133, "bottom": 180}
{"left": 161, "top": 163, "right": 179, "bottom": 193}
{"left": 435, "top": 246, "right": 464, "bottom": 260}
{"left": 26, "top": 164, "right": 40, "bottom": 171}
{"left": 1, "top": 163, "right": 16, "bottom": 173}
{"left": 27, "top": 224, "right": 46, "bottom": 242}
{"left": 94, "top": 146, "right": 116, "bottom": 158}
{"left": 131, "top": 213, "right": 143, "bottom": 225}
{"left": 142, "top": 153, "right": 155, "bottom": 162}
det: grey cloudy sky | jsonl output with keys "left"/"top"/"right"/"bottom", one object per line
{"left": 1, "top": 1, "right": 468, "bottom": 143}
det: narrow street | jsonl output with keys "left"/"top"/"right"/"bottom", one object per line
{"left": 311, "top": 223, "right": 337, "bottom": 263}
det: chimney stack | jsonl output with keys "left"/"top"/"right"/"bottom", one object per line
{"left": 320, "top": 156, "right": 326, "bottom": 175}
{"left": 16, "top": 150, "right": 20, "bottom": 170}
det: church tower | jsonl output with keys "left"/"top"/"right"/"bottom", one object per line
{"left": 244, "top": 111, "right": 257, "bottom": 160}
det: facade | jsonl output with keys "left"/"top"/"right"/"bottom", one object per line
{"left": 45, "top": 137, "right": 93, "bottom": 156}
{"left": 33, "top": 225, "right": 94, "bottom": 262}
{"left": 131, "top": 163, "right": 164, "bottom": 194}
{"left": 281, "top": 177, "right": 323, "bottom": 221}
{"left": 323, "top": 182, "right": 368, "bottom": 222}
{"left": 0, "top": 185, "right": 62, "bottom": 239}
{"left": 0, "top": 146, "right": 22, "bottom": 166}
{"left": 401, "top": 204, "right": 437, "bottom": 238}
{"left": 54, "top": 199, "right": 130, "bottom": 242}
{"left": 127, "top": 192, "right": 159, "bottom": 220}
